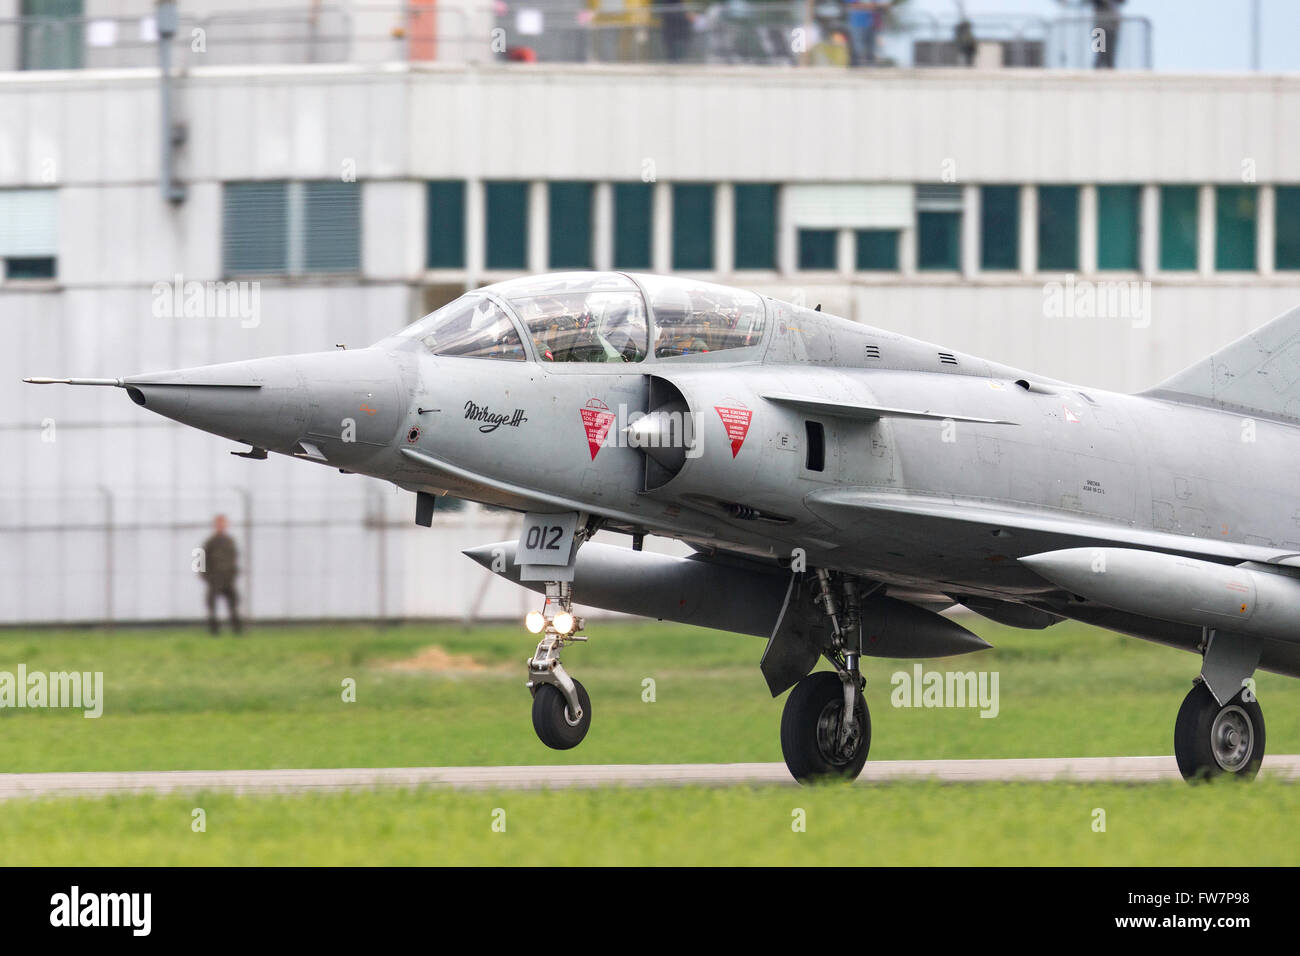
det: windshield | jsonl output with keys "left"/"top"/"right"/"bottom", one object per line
{"left": 493, "top": 273, "right": 648, "bottom": 363}
{"left": 396, "top": 295, "right": 525, "bottom": 361}
{"left": 639, "top": 276, "right": 766, "bottom": 358}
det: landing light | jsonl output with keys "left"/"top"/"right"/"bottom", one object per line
{"left": 525, "top": 610, "right": 546, "bottom": 634}
{"left": 553, "top": 611, "right": 576, "bottom": 635}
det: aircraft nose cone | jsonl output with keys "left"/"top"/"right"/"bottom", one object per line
{"left": 125, "top": 348, "right": 409, "bottom": 465}
{"left": 124, "top": 356, "right": 312, "bottom": 453}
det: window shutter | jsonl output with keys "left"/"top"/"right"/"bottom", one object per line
{"left": 303, "top": 181, "right": 361, "bottom": 273}
{"left": 0, "top": 189, "right": 57, "bottom": 257}
{"left": 223, "top": 182, "right": 287, "bottom": 274}
{"left": 788, "top": 184, "right": 914, "bottom": 229}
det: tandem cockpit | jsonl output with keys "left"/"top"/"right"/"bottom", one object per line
{"left": 385, "top": 272, "right": 769, "bottom": 364}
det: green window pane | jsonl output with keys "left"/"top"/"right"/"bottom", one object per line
{"left": 426, "top": 180, "right": 465, "bottom": 269}
{"left": 548, "top": 181, "right": 593, "bottom": 269}
{"left": 303, "top": 181, "right": 361, "bottom": 273}
{"left": 980, "top": 186, "right": 1019, "bottom": 270}
{"left": 1216, "top": 186, "right": 1257, "bottom": 272}
{"left": 5, "top": 256, "right": 56, "bottom": 279}
{"left": 1276, "top": 186, "right": 1300, "bottom": 271}
{"left": 855, "top": 230, "right": 898, "bottom": 271}
{"left": 917, "top": 211, "right": 960, "bottom": 271}
{"left": 1160, "top": 185, "right": 1198, "bottom": 271}
{"left": 1037, "top": 185, "right": 1079, "bottom": 271}
{"left": 1097, "top": 185, "right": 1140, "bottom": 270}
{"left": 223, "top": 182, "right": 288, "bottom": 274}
{"left": 672, "top": 184, "right": 714, "bottom": 270}
{"left": 613, "top": 182, "right": 653, "bottom": 270}
{"left": 21, "top": 0, "right": 83, "bottom": 70}
{"left": 734, "top": 183, "right": 777, "bottom": 270}
{"left": 798, "top": 229, "right": 837, "bottom": 270}
{"left": 485, "top": 181, "right": 529, "bottom": 270}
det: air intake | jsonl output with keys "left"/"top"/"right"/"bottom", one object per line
{"left": 634, "top": 376, "right": 694, "bottom": 491}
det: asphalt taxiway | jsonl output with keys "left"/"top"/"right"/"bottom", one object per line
{"left": 0, "top": 755, "right": 1297, "bottom": 799}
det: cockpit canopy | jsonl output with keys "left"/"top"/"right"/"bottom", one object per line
{"left": 390, "top": 272, "right": 766, "bottom": 363}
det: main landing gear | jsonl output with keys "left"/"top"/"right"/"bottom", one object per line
{"left": 780, "top": 570, "right": 871, "bottom": 784}
{"left": 1173, "top": 627, "right": 1266, "bottom": 782}
{"left": 525, "top": 581, "right": 592, "bottom": 750}
{"left": 1174, "top": 682, "right": 1265, "bottom": 781}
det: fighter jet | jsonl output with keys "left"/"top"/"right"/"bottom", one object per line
{"left": 26, "top": 271, "right": 1300, "bottom": 784}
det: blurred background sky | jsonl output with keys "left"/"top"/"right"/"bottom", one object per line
{"left": 919, "top": 0, "right": 1300, "bottom": 72}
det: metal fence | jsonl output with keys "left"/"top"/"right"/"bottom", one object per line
{"left": 0, "top": 4, "right": 1152, "bottom": 71}
{"left": 0, "top": 486, "right": 538, "bottom": 627}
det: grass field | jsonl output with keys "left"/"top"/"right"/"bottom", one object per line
{"left": 3, "top": 781, "right": 1298, "bottom": 866}
{"left": 0, "top": 617, "right": 1296, "bottom": 864}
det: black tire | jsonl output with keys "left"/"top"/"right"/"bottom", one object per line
{"left": 531, "top": 679, "right": 591, "bottom": 751}
{"left": 1174, "top": 682, "right": 1265, "bottom": 782}
{"left": 780, "top": 671, "right": 870, "bottom": 784}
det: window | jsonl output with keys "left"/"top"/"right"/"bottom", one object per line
{"left": 1276, "top": 186, "right": 1300, "bottom": 271}
{"left": 495, "top": 273, "right": 648, "bottom": 363}
{"left": 916, "top": 185, "right": 962, "bottom": 272}
{"left": 21, "top": 0, "right": 83, "bottom": 70}
{"left": 798, "top": 229, "right": 837, "bottom": 270}
{"left": 1037, "top": 185, "right": 1078, "bottom": 271}
{"left": 6, "top": 257, "right": 55, "bottom": 278}
{"left": 397, "top": 295, "right": 525, "bottom": 361}
{"left": 1159, "top": 185, "right": 1198, "bottom": 271}
{"left": 0, "top": 188, "right": 57, "bottom": 281}
{"left": 734, "top": 184, "right": 777, "bottom": 270}
{"left": 855, "top": 229, "right": 898, "bottom": 271}
{"left": 980, "top": 186, "right": 1019, "bottom": 271}
{"left": 485, "top": 181, "right": 529, "bottom": 270}
{"left": 672, "top": 184, "right": 714, "bottom": 270}
{"left": 613, "top": 183, "right": 653, "bottom": 270}
{"left": 641, "top": 275, "right": 765, "bottom": 358}
{"left": 1097, "top": 185, "right": 1140, "bottom": 270}
{"left": 1216, "top": 186, "right": 1257, "bottom": 271}
{"left": 549, "top": 181, "right": 593, "bottom": 270}
{"left": 916, "top": 213, "right": 958, "bottom": 270}
{"left": 223, "top": 181, "right": 359, "bottom": 275}
{"left": 426, "top": 181, "right": 465, "bottom": 269}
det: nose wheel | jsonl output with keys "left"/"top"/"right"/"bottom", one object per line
{"left": 525, "top": 581, "right": 592, "bottom": 751}
{"left": 532, "top": 679, "right": 591, "bottom": 750}
{"left": 1174, "top": 681, "right": 1266, "bottom": 781}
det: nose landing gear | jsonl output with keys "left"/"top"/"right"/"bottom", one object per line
{"left": 526, "top": 581, "right": 592, "bottom": 750}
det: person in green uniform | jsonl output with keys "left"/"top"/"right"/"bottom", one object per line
{"left": 200, "top": 514, "right": 243, "bottom": 635}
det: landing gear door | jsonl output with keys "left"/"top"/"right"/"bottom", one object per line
{"left": 518, "top": 511, "right": 580, "bottom": 582}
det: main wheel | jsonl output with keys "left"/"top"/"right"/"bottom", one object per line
{"left": 1174, "top": 682, "right": 1265, "bottom": 782}
{"left": 780, "top": 671, "right": 870, "bottom": 784}
{"left": 531, "top": 679, "right": 591, "bottom": 750}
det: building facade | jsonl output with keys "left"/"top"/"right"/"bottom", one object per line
{"left": 3, "top": 3, "right": 1298, "bottom": 623}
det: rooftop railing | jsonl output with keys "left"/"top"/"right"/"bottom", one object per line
{"left": 0, "top": 4, "right": 1152, "bottom": 72}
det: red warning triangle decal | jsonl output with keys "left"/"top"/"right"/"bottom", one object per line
{"left": 580, "top": 398, "right": 616, "bottom": 460}
{"left": 714, "top": 404, "right": 753, "bottom": 458}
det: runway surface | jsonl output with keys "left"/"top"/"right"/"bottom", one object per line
{"left": 1, "top": 755, "right": 1298, "bottom": 798}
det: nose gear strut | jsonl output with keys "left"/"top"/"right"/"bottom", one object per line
{"left": 523, "top": 516, "right": 600, "bottom": 750}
